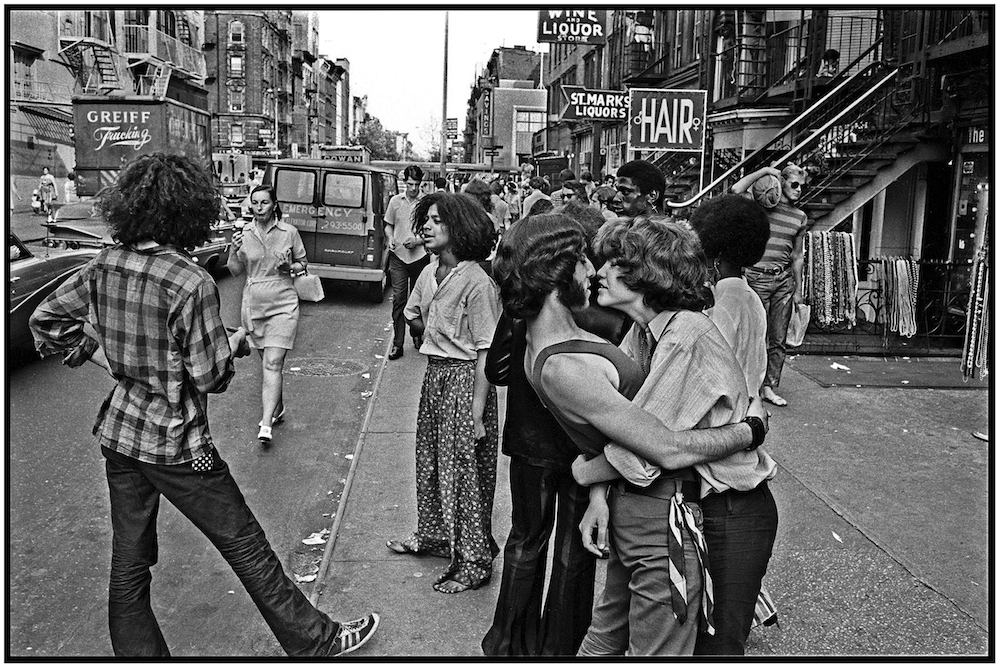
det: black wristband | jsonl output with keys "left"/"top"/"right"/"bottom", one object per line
{"left": 743, "top": 415, "right": 765, "bottom": 450}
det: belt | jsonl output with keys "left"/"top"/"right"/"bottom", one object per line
{"left": 748, "top": 265, "right": 785, "bottom": 276}
{"left": 619, "top": 477, "right": 700, "bottom": 501}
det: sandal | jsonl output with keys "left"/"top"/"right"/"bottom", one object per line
{"left": 433, "top": 568, "right": 489, "bottom": 594}
{"left": 386, "top": 533, "right": 449, "bottom": 558}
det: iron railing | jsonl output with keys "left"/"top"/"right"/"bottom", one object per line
{"left": 11, "top": 79, "right": 74, "bottom": 103}
{"left": 667, "top": 62, "right": 902, "bottom": 209}
{"left": 716, "top": 13, "right": 882, "bottom": 102}
{"left": 123, "top": 25, "right": 205, "bottom": 79}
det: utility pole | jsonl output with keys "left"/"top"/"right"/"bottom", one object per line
{"left": 440, "top": 11, "right": 448, "bottom": 175}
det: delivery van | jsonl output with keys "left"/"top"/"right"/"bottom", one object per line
{"left": 263, "top": 158, "right": 399, "bottom": 302}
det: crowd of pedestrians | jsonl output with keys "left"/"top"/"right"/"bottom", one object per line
{"left": 29, "top": 150, "right": 803, "bottom": 657}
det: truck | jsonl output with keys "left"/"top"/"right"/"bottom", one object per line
{"left": 72, "top": 96, "right": 212, "bottom": 197}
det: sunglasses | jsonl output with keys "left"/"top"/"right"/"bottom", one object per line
{"left": 787, "top": 181, "right": 803, "bottom": 190}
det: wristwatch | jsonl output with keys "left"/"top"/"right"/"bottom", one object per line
{"left": 743, "top": 415, "right": 766, "bottom": 451}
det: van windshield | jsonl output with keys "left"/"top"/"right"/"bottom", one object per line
{"left": 324, "top": 173, "right": 364, "bottom": 208}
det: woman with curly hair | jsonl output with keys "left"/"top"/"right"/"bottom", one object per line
{"left": 387, "top": 193, "right": 502, "bottom": 595}
{"left": 227, "top": 184, "right": 308, "bottom": 445}
{"left": 30, "top": 153, "right": 379, "bottom": 656}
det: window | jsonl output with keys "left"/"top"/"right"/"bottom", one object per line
{"left": 323, "top": 173, "right": 364, "bottom": 208}
{"left": 515, "top": 109, "right": 545, "bottom": 155}
{"left": 229, "top": 20, "right": 244, "bottom": 43}
{"left": 229, "top": 55, "right": 244, "bottom": 77}
{"left": 262, "top": 26, "right": 271, "bottom": 50}
{"left": 693, "top": 11, "right": 704, "bottom": 61}
{"left": 584, "top": 49, "right": 603, "bottom": 89}
{"left": 156, "top": 10, "right": 176, "bottom": 38}
{"left": 275, "top": 169, "right": 316, "bottom": 204}
{"left": 229, "top": 87, "right": 245, "bottom": 113}
{"left": 12, "top": 49, "right": 35, "bottom": 99}
{"left": 229, "top": 123, "right": 244, "bottom": 145}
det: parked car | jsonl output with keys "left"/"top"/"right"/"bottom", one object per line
{"left": 45, "top": 200, "right": 235, "bottom": 274}
{"left": 8, "top": 231, "right": 98, "bottom": 353}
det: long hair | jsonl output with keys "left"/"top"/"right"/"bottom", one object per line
{"left": 689, "top": 195, "right": 769, "bottom": 268}
{"left": 249, "top": 184, "right": 282, "bottom": 221}
{"left": 411, "top": 192, "right": 496, "bottom": 261}
{"left": 96, "top": 153, "right": 218, "bottom": 249}
{"left": 493, "top": 214, "right": 587, "bottom": 320}
{"left": 593, "top": 215, "right": 712, "bottom": 312}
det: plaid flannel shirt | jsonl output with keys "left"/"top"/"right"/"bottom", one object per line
{"left": 29, "top": 246, "right": 234, "bottom": 465}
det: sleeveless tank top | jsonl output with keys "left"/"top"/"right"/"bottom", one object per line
{"left": 529, "top": 339, "right": 645, "bottom": 458}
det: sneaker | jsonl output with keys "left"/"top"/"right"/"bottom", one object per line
{"left": 327, "top": 613, "right": 380, "bottom": 656}
{"left": 257, "top": 424, "right": 272, "bottom": 443}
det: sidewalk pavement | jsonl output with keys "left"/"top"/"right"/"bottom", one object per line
{"left": 312, "top": 342, "right": 990, "bottom": 658}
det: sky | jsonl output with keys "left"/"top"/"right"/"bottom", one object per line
{"left": 317, "top": 9, "right": 549, "bottom": 157}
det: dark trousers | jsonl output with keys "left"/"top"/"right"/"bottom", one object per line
{"left": 481, "top": 457, "right": 596, "bottom": 656}
{"left": 103, "top": 447, "right": 339, "bottom": 657}
{"left": 388, "top": 252, "right": 430, "bottom": 348}
{"left": 746, "top": 269, "right": 795, "bottom": 389}
{"left": 694, "top": 481, "right": 778, "bottom": 656}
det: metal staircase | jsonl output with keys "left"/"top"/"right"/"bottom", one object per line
{"left": 58, "top": 39, "right": 124, "bottom": 94}
{"left": 151, "top": 64, "right": 172, "bottom": 99}
{"left": 665, "top": 59, "right": 945, "bottom": 229}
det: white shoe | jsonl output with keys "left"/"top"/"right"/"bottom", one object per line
{"left": 257, "top": 424, "right": 272, "bottom": 442}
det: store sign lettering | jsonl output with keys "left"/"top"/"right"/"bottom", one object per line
{"left": 627, "top": 88, "right": 706, "bottom": 152}
{"left": 85, "top": 110, "right": 154, "bottom": 152}
{"left": 537, "top": 10, "right": 606, "bottom": 44}
{"left": 561, "top": 85, "right": 627, "bottom": 121}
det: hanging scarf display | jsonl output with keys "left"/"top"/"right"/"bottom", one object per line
{"left": 875, "top": 256, "right": 919, "bottom": 339}
{"left": 962, "top": 233, "right": 990, "bottom": 381}
{"left": 804, "top": 231, "right": 858, "bottom": 327}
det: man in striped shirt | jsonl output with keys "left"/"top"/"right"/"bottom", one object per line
{"left": 29, "top": 153, "right": 379, "bottom": 657}
{"left": 732, "top": 163, "right": 810, "bottom": 407}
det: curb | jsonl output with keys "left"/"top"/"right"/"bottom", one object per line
{"left": 307, "top": 324, "right": 393, "bottom": 607}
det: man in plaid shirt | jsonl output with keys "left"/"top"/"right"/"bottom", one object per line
{"left": 29, "top": 153, "right": 379, "bottom": 657}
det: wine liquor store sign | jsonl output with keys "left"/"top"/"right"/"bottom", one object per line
{"left": 537, "top": 10, "right": 606, "bottom": 44}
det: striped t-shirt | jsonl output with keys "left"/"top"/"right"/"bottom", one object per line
{"left": 752, "top": 201, "right": 808, "bottom": 271}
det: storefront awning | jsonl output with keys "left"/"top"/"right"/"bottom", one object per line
{"left": 18, "top": 105, "right": 74, "bottom": 143}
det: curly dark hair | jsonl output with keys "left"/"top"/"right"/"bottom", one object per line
{"left": 493, "top": 214, "right": 587, "bottom": 320}
{"left": 97, "top": 153, "right": 218, "bottom": 249}
{"left": 617, "top": 160, "right": 666, "bottom": 207}
{"left": 463, "top": 179, "right": 494, "bottom": 213}
{"left": 411, "top": 192, "right": 496, "bottom": 261}
{"left": 689, "top": 194, "right": 769, "bottom": 268}
{"left": 593, "top": 215, "right": 712, "bottom": 312}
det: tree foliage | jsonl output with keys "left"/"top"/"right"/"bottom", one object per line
{"left": 351, "top": 113, "right": 411, "bottom": 161}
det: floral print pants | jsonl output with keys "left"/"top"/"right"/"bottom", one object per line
{"left": 414, "top": 357, "right": 500, "bottom": 587}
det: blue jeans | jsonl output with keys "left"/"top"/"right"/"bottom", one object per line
{"left": 481, "top": 457, "right": 596, "bottom": 656}
{"left": 388, "top": 252, "right": 430, "bottom": 348}
{"left": 103, "top": 447, "right": 339, "bottom": 657}
{"left": 746, "top": 269, "right": 794, "bottom": 389}
{"left": 694, "top": 482, "right": 778, "bottom": 655}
